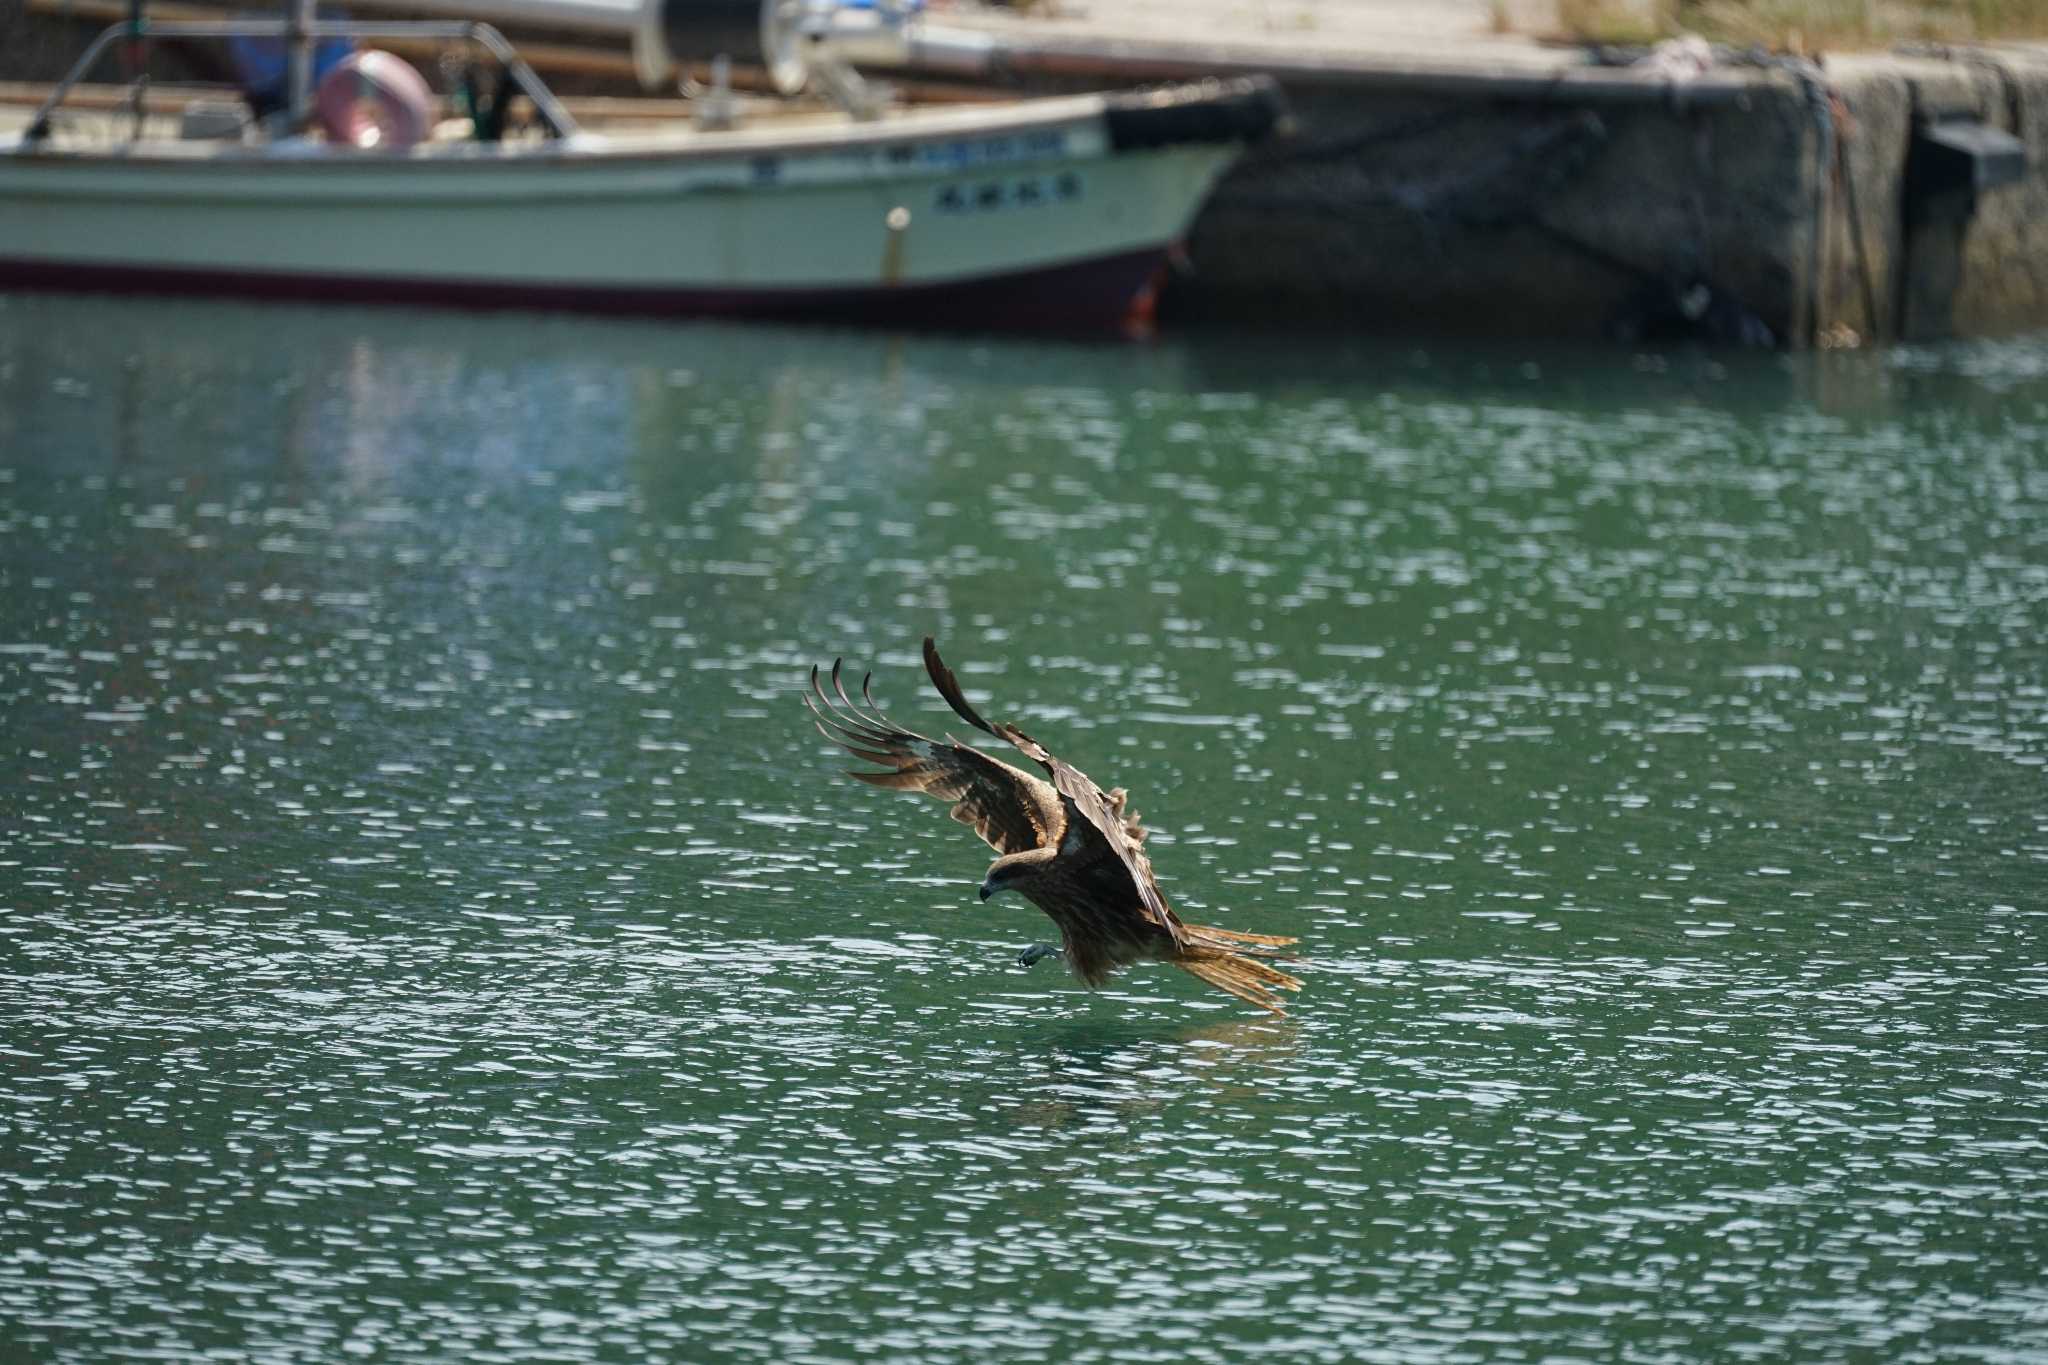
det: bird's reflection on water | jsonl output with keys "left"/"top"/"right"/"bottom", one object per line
{"left": 991, "top": 1012, "right": 1303, "bottom": 1129}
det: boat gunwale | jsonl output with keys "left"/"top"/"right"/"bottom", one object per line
{"left": 2, "top": 91, "right": 1135, "bottom": 171}
{"left": 6, "top": 74, "right": 1280, "bottom": 173}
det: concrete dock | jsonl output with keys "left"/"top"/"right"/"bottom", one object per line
{"left": 910, "top": 0, "right": 2048, "bottom": 347}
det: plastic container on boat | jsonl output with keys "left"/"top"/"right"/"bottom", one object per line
{"left": 314, "top": 50, "right": 435, "bottom": 149}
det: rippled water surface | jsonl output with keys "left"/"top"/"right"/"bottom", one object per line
{"left": 3, "top": 294, "right": 2045, "bottom": 1362}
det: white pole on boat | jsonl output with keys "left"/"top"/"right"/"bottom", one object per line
{"left": 285, "top": 0, "right": 314, "bottom": 129}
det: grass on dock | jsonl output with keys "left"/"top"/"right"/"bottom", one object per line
{"left": 1525, "top": 0, "right": 2048, "bottom": 48}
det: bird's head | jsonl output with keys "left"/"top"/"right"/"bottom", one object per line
{"left": 979, "top": 860, "right": 1030, "bottom": 902}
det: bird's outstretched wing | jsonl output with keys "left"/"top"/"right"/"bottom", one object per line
{"left": 921, "top": 637, "right": 1184, "bottom": 944}
{"left": 806, "top": 659, "right": 1063, "bottom": 856}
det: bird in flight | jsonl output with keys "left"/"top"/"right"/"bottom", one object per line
{"left": 805, "top": 638, "right": 1302, "bottom": 1015}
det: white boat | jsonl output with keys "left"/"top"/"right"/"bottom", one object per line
{"left": 0, "top": 11, "right": 1280, "bottom": 331}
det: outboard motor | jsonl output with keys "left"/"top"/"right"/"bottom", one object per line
{"left": 632, "top": 0, "right": 923, "bottom": 108}
{"left": 634, "top": 0, "right": 810, "bottom": 94}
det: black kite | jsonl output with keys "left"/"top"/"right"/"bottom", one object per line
{"left": 805, "top": 638, "right": 1302, "bottom": 1015}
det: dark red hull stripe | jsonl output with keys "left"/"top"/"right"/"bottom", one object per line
{"left": 0, "top": 246, "right": 1170, "bottom": 332}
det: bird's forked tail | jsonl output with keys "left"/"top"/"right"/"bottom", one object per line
{"left": 1174, "top": 924, "right": 1302, "bottom": 1016}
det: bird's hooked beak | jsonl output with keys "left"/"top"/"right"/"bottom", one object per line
{"left": 978, "top": 879, "right": 995, "bottom": 902}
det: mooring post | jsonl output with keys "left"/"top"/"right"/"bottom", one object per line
{"left": 1896, "top": 109, "right": 2027, "bottom": 342}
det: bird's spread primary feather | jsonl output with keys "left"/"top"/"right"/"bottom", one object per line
{"left": 805, "top": 638, "right": 1303, "bottom": 1015}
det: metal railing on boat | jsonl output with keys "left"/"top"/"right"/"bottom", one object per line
{"left": 20, "top": 18, "right": 580, "bottom": 146}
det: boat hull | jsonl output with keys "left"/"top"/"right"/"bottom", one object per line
{"left": 0, "top": 86, "right": 1267, "bottom": 331}
{"left": 0, "top": 243, "right": 1170, "bottom": 330}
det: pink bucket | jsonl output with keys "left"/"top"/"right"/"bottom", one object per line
{"left": 314, "top": 50, "right": 435, "bottom": 150}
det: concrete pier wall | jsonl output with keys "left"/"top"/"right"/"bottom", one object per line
{"left": 1168, "top": 72, "right": 1819, "bottom": 344}
{"left": 942, "top": 37, "right": 2048, "bottom": 347}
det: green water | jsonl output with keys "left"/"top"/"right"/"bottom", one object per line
{"left": 2, "top": 292, "right": 2044, "bottom": 1362}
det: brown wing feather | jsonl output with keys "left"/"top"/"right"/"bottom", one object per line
{"left": 806, "top": 659, "right": 1062, "bottom": 856}
{"left": 921, "top": 637, "right": 1184, "bottom": 945}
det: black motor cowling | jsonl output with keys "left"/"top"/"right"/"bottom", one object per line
{"left": 639, "top": 0, "right": 809, "bottom": 94}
